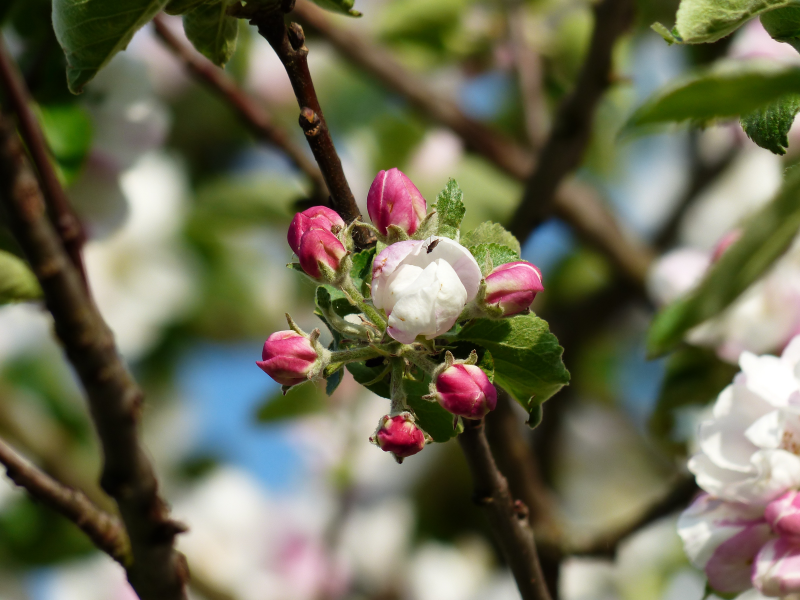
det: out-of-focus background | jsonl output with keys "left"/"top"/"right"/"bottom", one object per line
{"left": 1, "top": 0, "right": 797, "bottom": 598}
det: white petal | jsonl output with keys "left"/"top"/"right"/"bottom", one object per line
{"left": 386, "top": 264, "right": 441, "bottom": 343}
{"left": 383, "top": 264, "right": 425, "bottom": 315}
{"left": 427, "top": 259, "right": 468, "bottom": 339}
{"left": 745, "top": 411, "right": 784, "bottom": 450}
{"left": 740, "top": 352, "right": 800, "bottom": 407}
{"left": 420, "top": 237, "right": 482, "bottom": 301}
{"left": 371, "top": 240, "right": 423, "bottom": 310}
{"left": 689, "top": 452, "right": 755, "bottom": 503}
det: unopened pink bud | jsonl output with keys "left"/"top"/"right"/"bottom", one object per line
{"left": 287, "top": 206, "right": 345, "bottom": 255}
{"left": 484, "top": 261, "right": 543, "bottom": 316}
{"left": 371, "top": 414, "right": 426, "bottom": 460}
{"left": 711, "top": 229, "right": 742, "bottom": 263}
{"left": 766, "top": 491, "right": 800, "bottom": 540}
{"left": 297, "top": 228, "right": 347, "bottom": 280}
{"left": 367, "top": 168, "right": 427, "bottom": 236}
{"left": 257, "top": 331, "right": 318, "bottom": 386}
{"left": 435, "top": 364, "right": 497, "bottom": 419}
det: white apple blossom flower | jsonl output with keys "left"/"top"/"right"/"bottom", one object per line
{"left": 371, "top": 237, "right": 482, "bottom": 343}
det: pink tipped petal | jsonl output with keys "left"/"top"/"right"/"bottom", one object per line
{"left": 754, "top": 538, "right": 800, "bottom": 596}
{"left": 297, "top": 229, "right": 347, "bottom": 279}
{"left": 484, "top": 261, "right": 544, "bottom": 316}
{"left": 704, "top": 522, "right": 774, "bottom": 594}
{"left": 766, "top": 491, "right": 800, "bottom": 540}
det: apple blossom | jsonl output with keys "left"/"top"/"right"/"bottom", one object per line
{"left": 434, "top": 363, "right": 497, "bottom": 419}
{"left": 370, "top": 413, "right": 427, "bottom": 461}
{"left": 367, "top": 168, "right": 427, "bottom": 236}
{"left": 483, "top": 261, "right": 544, "bottom": 316}
{"left": 371, "top": 237, "right": 482, "bottom": 343}
{"left": 257, "top": 331, "right": 319, "bottom": 387}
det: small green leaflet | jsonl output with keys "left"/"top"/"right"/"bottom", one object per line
{"left": 0, "top": 251, "right": 41, "bottom": 304}
{"left": 434, "top": 179, "right": 466, "bottom": 240}
{"left": 183, "top": 1, "right": 239, "bottom": 68}
{"left": 53, "top": 0, "right": 170, "bottom": 93}
{"left": 165, "top": 0, "right": 207, "bottom": 15}
{"left": 648, "top": 167, "right": 800, "bottom": 356}
{"left": 741, "top": 94, "right": 800, "bottom": 155}
{"left": 469, "top": 243, "right": 519, "bottom": 276}
{"left": 456, "top": 313, "right": 570, "bottom": 421}
{"left": 762, "top": 6, "right": 800, "bottom": 53}
{"left": 255, "top": 382, "right": 327, "bottom": 422}
{"left": 624, "top": 62, "right": 800, "bottom": 131}
{"left": 658, "top": 0, "right": 800, "bottom": 45}
{"left": 461, "top": 222, "right": 521, "bottom": 256}
{"left": 38, "top": 103, "right": 93, "bottom": 185}
{"left": 310, "top": 0, "right": 362, "bottom": 17}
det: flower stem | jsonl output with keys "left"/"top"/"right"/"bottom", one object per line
{"left": 339, "top": 277, "right": 387, "bottom": 331}
{"left": 324, "top": 345, "right": 388, "bottom": 377}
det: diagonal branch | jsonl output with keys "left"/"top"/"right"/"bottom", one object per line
{"left": 0, "top": 35, "right": 88, "bottom": 286}
{"left": 458, "top": 416, "right": 552, "bottom": 600}
{"left": 0, "top": 114, "right": 188, "bottom": 600}
{"left": 510, "top": 0, "right": 635, "bottom": 238}
{"left": 150, "top": 14, "right": 328, "bottom": 200}
{"left": 0, "top": 436, "right": 131, "bottom": 564}
{"left": 290, "top": 0, "right": 652, "bottom": 286}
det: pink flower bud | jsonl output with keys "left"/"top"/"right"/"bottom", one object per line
{"left": 287, "top": 206, "right": 345, "bottom": 255}
{"left": 435, "top": 364, "right": 497, "bottom": 419}
{"left": 754, "top": 537, "right": 800, "bottom": 596}
{"left": 766, "top": 491, "right": 800, "bottom": 540}
{"left": 257, "top": 331, "right": 318, "bottom": 386}
{"left": 484, "top": 261, "right": 544, "bottom": 316}
{"left": 297, "top": 228, "right": 347, "bottom": 280}
{"left": 371, "top": 414, "right": 426, "bottom": 460}
{"left": 367, "top": 168, "right": 427, "bottom": 236}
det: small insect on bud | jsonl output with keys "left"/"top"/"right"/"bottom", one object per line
{"left": 367, "top": 168, "right": 427, "bottom": 236}
{"left": 256, "top": 331, "right": 319, "bottom": 387}
{"left": 484, "top": 261, "right": 544, "bottom": 316}
{"left": 370, "top": 413, "right": 427, "bottom": 462}
{"left": 434, "top": 364, "right": 497, "bottom": 419}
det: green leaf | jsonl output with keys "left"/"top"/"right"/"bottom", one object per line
{"left": 625, "top": 62, "right": 800, "bottom": 130}
{"left": 648, "top": 167, "right": 800, "bottom": 356}
{"left": 182, "top": 0, "right": 239, "bottom": 68}
{"left": 456, "top": 313, "right": 570, "bottom": 419}
{"left": 0, "top": 251, "right": 42, "bottom": 304}
{"left": 316, "top": 285, "right": 359, "bottom": 319}
{"left": 53, "top": 0, "right": 170, "bottom": 93}
{"left": 762, "top": 6, "right": 800, "bottom": 52}
{"left": 350, "top": 248, "right": 376, "bottom": 296}
{"left": 346, "top": 360, "right": 390, "bottom": 398}
{"left": 310, "top": 0, "right": 362, "bottom": 17}
{"left": 165, "top": 0, "right": 207, "bottom": 15}
{"left": 741, "top": 94, "right": 800, "bottom": 154}
{"left": 468, "top": 243, "right": 520, "bottom": 276}
{"left": 38, "top": 103, "right": 93, "bottom": 184}
{"left": 461, "top": 222, "right": 521, "bottom": 256}
{"left": 434, "top": 178, "right": 466, "bottom": 240}
{"left": 650, "top": 347, "right": 737, "bottom": 453}
{"left": 255, "top": 382, "right": 327, "bottom": 422}
{"left": 671, "top": 0, "right": 800, "bottom": 44}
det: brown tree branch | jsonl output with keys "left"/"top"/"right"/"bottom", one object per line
{"left": 151, "top": 14, "right": 329, "bottom": 201}
{"left": 0, "top": 115, "right": 188, "bottom": 600}
{"left": 510, "top": 0, "right": 635, "bottom": 239}
{"left": 458, "top": 417, "right": 552, "bottom": 600}
{"left": 290, "top": 0, "right": 652, "bottom": 286}
{"left": 0, "top": 436, "right": 131, "bottom": 563}
{"left": 229, "top": 1, "right": 372, "bottom": 247}
{"left": 0, "top": 34, "right": 88, "bottom": 286}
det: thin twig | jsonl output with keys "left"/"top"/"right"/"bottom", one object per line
{"left": 0, "top": 115, "right": 188, "bottom": 600}
{"left": 0, "top": 34, "right": 88, "bottom": 286}
{"left": 458, "top": 417, "right": 552, "bottom": 600}
{"left": 0, "top": 436, "right": 131, "bottom": 563}
{"left": 151, "top": 14, "right": 328, "bottom": 201}
{"left": 291, "top": 0, "right": 652, "bottom": 286}
{"left": 511, "top": 0, "right": 635, "bottom": 239}
{"left": 230, "top": 1, "right": 372, "bottom": 247}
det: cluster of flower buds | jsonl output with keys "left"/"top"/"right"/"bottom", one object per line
{"left": 258, "top": 167, "right": 542, "bottom": 463}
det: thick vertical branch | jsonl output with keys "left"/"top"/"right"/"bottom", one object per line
{"left": 0, "top": 436, "right": 131, "bottom": 564}
{"left": 230, "top": 2, "right": 371, "bottom": 246}
{"left": 510, "top": 0, "right": 635, "bottom": 238}
{"left": 151, "top": 15, "right": 328, "bottom": 200}
{"left": 0, "top": 115, "right": 188, "bottom": 600}
{"left": 0, "top": 35, "right": 88, "bottom": 285}
{"left": 458, "top": 417, "right": 552, "bottom": 600}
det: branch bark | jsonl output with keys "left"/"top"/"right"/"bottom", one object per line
{"left": 151, "top": 14, "right": 328, "bottom": 200}
{"left": 0, "top": 436, "right": 130, "bottom": 563}
{"left": 0, "top": 115, "right": 188, "bottom": 600}
{"left": 511, "top": 0, "right": 635, "bottom": 239}
{"left": 458, "top": 417, "right": 552, "bottom": 600}
{"left": 0, "top": 34, "right": 88, "bottom": 285}
{"left": 230, "top": 2, "right": 372, "bottom": 247}
{"left": 291, "top": 0, "right": 652, "bottom": 286}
